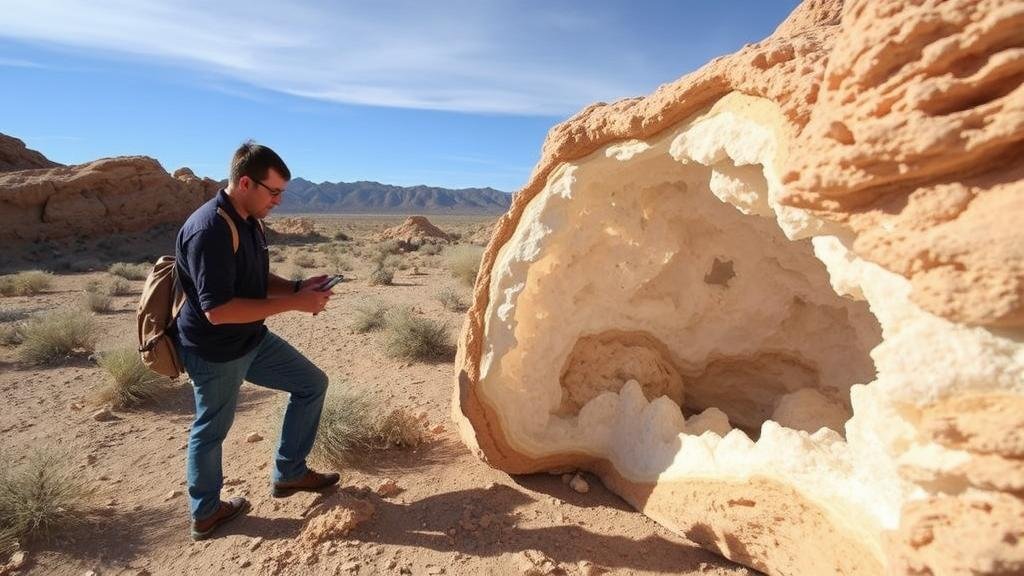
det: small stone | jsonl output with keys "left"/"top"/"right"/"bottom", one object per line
{"left": 578, "top": 560, "right": 606, "bottom": 576}
{"left": 248, "top": 537, "right": 263, "bottom": 551}
{"left": 340, "top": 561, "right": 360, "bottom": 572}
{"left": 569, "top": 474, "right": 590, "bottom": 494}
{"left": 164, "top": 490, "right": 182, "bottom": 501}
{"left": 426, "top": 565, "right": 444, "bottom": 575}
{"left": 86, "top": 454, "right": 98, "bottom": 465}
{"left": 92, "top": 407, "right": 116, "bottom": 422}
{"left": 245, "top": 432, "right": 263, "bottom": 443}
{"left": 375, "top": 479, "right": 403, "bottom": 498}
{"left": 9, "top": 551, "right": 26, "bottom": 569}
{"left": 69, "top": 402, "right": 83, "bottom": 411}
{"left": 386, "top": 559, "right": 397, "bottom": 570}
{"left": 224, "top": 478, "right": 244, "bottom": 486}
{"left": 237, "top": 558, "right": 251, "bottom": 568}
{"left": 179, "top": 443, "right": 188, "bottom": 450}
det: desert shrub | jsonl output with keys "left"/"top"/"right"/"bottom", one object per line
{"left": 85, "top": 291, "right": 114, "bottom": 313}
{"left": 107, "top": 262, "right": 149, "bottom": 281}
{"left": 384, "top": 254, "right": 408, "bottom": 271}
{"left": 310, "top": 390, "right": 376, "bottom": 467}
{"left": 0, "top": 309, "right": 27, "bottom": 323}
{"left": 311, "top": 390, "right": 425, "bottom": 469}
{"left": 445, "top": 246, "right": 483, "bottom": 288}
{"left": 269, "top": 248, "right": 287, "bottom": 263}
{"left": 0, "top": 271, "right": 54, "bottom": 297}
{"left": 435, "top": 286, "right": 469, "bottom": 313}
{"left": 332, "top": 230, "right": 351, "bottom": 241}
{"left": 93, "top": 348, "right": 171, "bottom": 408}
{"left": 367, "top": 266, "right": 394, "bottom": 286}
{"left": 0, "top": 449, "right": 93, "bottom": 553}
{"left": 366, "top": 240, "right": 403, "bottom": 266}
{"left": 292, "top": 252, "right": 318, "bottom": 269}
{"left": 106, "top": 277, "right": 132, "bottom": 296}
{"left": 350, "top": 300, "right": 389, "bottom": 333}
{"left": 381, "top": 307, "right": 453, "bottom": 361}
{"left": 17, "top": 309, "right": 98, "bottom": 365}
{"left": 0, "top": 324, "right": 25, "bottom": 347}
{"left": 373, "top": 408, "right": 426, "bottom": 448}
{"left": 419, "top": 243, "right": 442, "bottom": 256}
{"left": 325, "top": 249, "right": 354, "bottom": 274}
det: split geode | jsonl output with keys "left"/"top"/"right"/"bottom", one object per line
{"left": 452, "top": 1, "right": 1024, "bottom": 574}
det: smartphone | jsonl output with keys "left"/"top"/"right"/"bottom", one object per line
{"left": 315, "top": 274, "right": 344, "bottom": 291}
{"left": 317, "top": 275, "right": 343, "bottom": 291}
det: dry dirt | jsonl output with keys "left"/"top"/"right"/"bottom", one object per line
{"left": 0, "top": 214, "right": 752, "bottom": 576}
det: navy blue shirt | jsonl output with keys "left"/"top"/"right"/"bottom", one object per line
{"left": 174, "top": 190, "right": 269, "bottom": 362}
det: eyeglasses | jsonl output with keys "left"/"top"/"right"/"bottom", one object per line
{"left": 251, "top": 177, "right": 285, "bottom": 197}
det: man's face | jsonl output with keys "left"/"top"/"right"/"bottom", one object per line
{"left": 244, "top": 169, "right": 287, "bottom": 219}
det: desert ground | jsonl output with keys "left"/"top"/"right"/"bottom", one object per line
{"left": 0, "top": 214, "right": 752, "bottom": 576}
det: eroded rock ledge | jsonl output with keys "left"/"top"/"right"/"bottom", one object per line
{"left": 0, "top": 143, "right": 220, "bottom": 242}
{"left": 453, "top": 1, "right": 1024, "bottom": 575}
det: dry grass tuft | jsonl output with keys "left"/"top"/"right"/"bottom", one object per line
{"left": 311, "top": 389, "right": 426, "bottom": 470}
{"left": 350, "top": 300, "right": 389, "bottom": 333}
{"left": 17, "top": 309, "right": 98, "bottom": 365}
{"left": 445, "top": 246, "right": 483, "bottom": 288}
{"left": 107, "top": 262, "right": 149, "bottom": 281}
{"left": 435, "top": 286, "right": 469, "bottom": 312}
{"left": 0, "top": 271, "right": 54, "bottom": 297}
{"left": 381, "top": 307, "right": 453, "bottom": 361}
{"left": 93, "top": 348, "right": 172, "bottom": 408}
{"left": 292, "top": 252, "right": 318, "bottom": 268}
{"left": 0, "top": 449, "right": 93, "bottom": 554}
{"left": 85, "top": 291, "right": 114, "bottom": 313}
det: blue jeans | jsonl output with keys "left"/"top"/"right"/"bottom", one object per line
{"left": 177, "top": 331, "right": 329, "bottom": 520}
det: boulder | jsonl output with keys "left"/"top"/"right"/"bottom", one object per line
{"left": 452, "top": 1, "right": 1024, "bottom": 575}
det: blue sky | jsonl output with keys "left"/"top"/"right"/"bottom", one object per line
{"left": 1, "top": 1, "right": 799, "bottom": 192}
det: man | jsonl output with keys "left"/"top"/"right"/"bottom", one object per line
{"left": 174, "top": 141, "right": 338, "bottom": 540}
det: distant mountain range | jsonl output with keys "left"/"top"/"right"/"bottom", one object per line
{"left": 277, "top": 178, "right": 512, "bottom": 215}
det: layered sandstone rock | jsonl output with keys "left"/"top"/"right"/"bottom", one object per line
{"left": 453, "top": 1, "right": 1023, "bottom": 575}
{"left": 0, "top": 133, "right": 62, "bottom": 172}
{"left": 0, "top": 152, "right": 220, "bottom": 242}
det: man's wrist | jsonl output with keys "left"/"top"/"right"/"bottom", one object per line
{"left": 293, "top": 279, "right": 302, "bottom": 293}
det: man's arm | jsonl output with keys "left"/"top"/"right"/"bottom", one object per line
{"left": 205, "top": 290, "right": 330, "bottom": 325}
{"left": 267, "top": 273, "right": 328, "bottom": 297}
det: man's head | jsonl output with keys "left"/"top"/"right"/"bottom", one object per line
{"left": 227, "top": 140, "right": 291, "bottom": 220}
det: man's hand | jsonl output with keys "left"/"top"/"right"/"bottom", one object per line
{"left": 292, "top": 288, "right": 331, "bottom": 315}
{"left": 298, "top": 275, "right": 329, "bottom": 292}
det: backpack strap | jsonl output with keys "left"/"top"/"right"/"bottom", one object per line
{"left": 216, "top": 208, "right": 239, "bottom": 254}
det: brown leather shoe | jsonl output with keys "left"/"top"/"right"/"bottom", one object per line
{"left": 190, "top": 497, "right": 250, "bottom": 541}
{"left": 271, "top": 469, "right": 340, "bottom": 498}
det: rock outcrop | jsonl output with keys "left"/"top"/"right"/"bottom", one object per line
{"left": 379, "top": 216, "right": 451, "bottom": 245}
{"left": 0, "top": 133, "right": 62, "bottom": 172}
{"left": 0, "top": 153, "right": 219, "bottom": 242}
{"left": 452, "top": 1, "right": 1023, "bottom": 575}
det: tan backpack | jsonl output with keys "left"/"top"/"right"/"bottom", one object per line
{"left": 137, "top": 208, "right": 256, "bottom": 378}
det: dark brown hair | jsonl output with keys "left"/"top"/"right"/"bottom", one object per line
{"left": 229, "top": 140, "right": 291, "bottom": 186}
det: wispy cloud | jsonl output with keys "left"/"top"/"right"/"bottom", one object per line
{"left": 0, "top": 0, "right": 652, "bottom": 116}
{"left": 0, "top": 56, "right": 47, "bottom": 69}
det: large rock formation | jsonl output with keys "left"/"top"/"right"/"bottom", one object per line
{"left": 452, "top": 1, "right": 1023, "bottom": 575}
{"left": 379, "top": 215, "right": 452, "bottom": 244}
{"left": 0, "top": 134, "right": 62, "bottom": 172}
{"left": 0, "top": 146, "right": 220, "bottom": 242}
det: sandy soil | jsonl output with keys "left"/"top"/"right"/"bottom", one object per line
{"left": 0, "top": 215, "right": 752, "bottom": 576}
